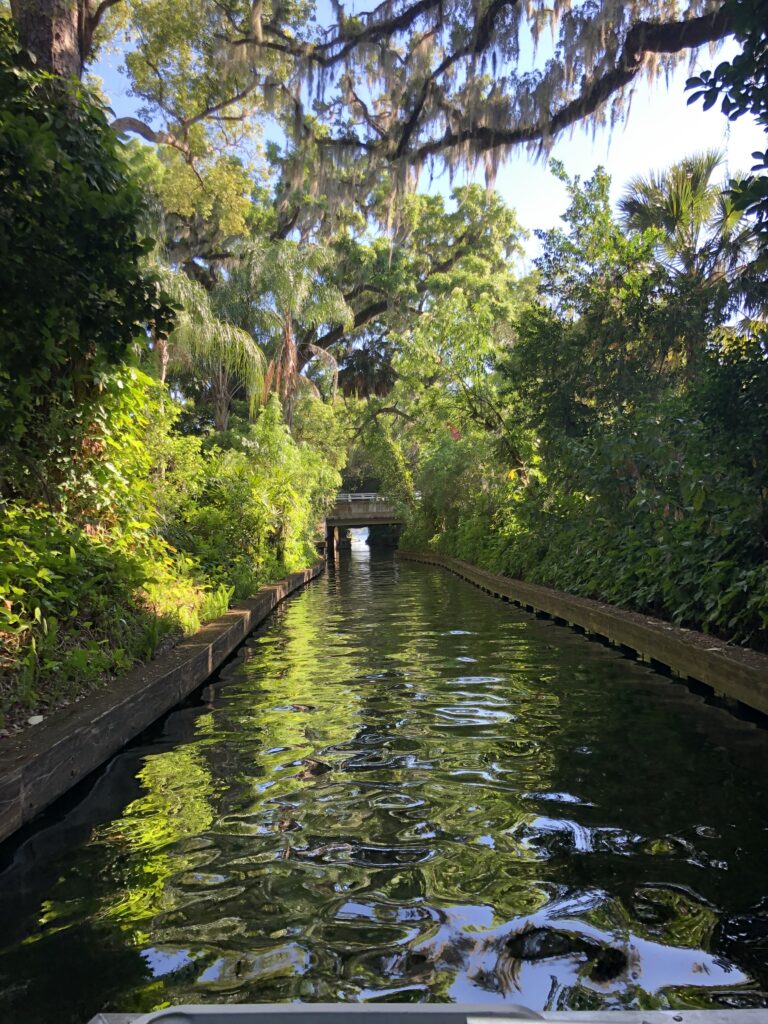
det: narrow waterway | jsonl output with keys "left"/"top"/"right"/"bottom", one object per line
{"left": 1, "top": 547, "right": 767, "bottom": 1023}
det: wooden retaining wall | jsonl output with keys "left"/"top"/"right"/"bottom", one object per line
{"left": 398, "top": 550, "right": 768, "bottom": 716}
{"left": 0, "top": 561, "right": 325, "bottom": 845}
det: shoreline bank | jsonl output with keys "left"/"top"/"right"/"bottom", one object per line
{"left": 397, "top": 550, "right": 768, "bottom": 718}
{"left": 0, "top": 560, "right": 325, "bottom": 845}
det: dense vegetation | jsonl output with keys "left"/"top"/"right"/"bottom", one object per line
{"left": 1, "top": 0, "right": 767, "bottom": 727}
{"left": 0, "top": 22, "right": 346, "bottom": 724}
{"left": 392, "top": 160, "right": 768, "bottom": 647}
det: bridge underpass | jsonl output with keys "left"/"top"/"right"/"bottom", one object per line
{"left": 325, "top": 493, "right": 402, "bottom": 551}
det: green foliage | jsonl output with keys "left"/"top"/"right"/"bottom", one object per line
{"left": 107, "top": 0, "right": 305, "bottom": 156}
{"left": 156, "top": 397, "right": 341, "bottom": 600}
{"left": 1, "top": 505, "right": 142, "bottom": 705}
{"left": 523, "top": 164, "right": 673, "bottom": 428}
{"left": 0, "top": 39, "right": 355, "bottom": 721}
{"left": 618, "top": 150, "right": 762, "bottom": 349}
{"left": 400, "top": 162, "right": 768, "bottom": 649}
{"left": 0, "top": 364, "right": 240, "bottom": 719}
{"left": 360, "top": 418, "right": 415, "bottom": 511}
{"left": 238, "top": 239, "right": 352, "bottom": 417}
{"left": 403, "top": 381, "right": 768, "bottom": 646}
{"left": 687, "top": 0, "right": 768, "bottom": 250}
{"left": 1, "top": 374, "right": 342, "bottom": 722}
{"left": 0, "top": 500, "right": 210, "bottom": 717}
{"left": 157, "top": 263, "right": 266, "bottom": 431}
{"left": 334, "top": 186, "right": 528, "bottom": 398}
{"left": 0, "top": 19, "right": 172, "bottom": 464}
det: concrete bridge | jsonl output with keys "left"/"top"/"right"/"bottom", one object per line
{"left": 325, "top": 493, "right": 402, "bottom": 550}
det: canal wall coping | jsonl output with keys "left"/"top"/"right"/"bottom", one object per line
{"left": 398, "top": 550, "right": 768, "bottom": 717}
{"left": 0, "top": 561, "right": 325, "bottom": 846}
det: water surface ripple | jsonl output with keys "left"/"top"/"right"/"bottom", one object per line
{"left": 1, "top": 549, "right": 768, "bottom": 1022}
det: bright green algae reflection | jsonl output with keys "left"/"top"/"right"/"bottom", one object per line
{"left": 2, "top": 548, "right": 768, "bottom": 1023}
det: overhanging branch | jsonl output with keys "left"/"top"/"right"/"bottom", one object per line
{"left": 405, "top": 8, "right": 734, "bottom": 164}
{"left": 304, "top": 6, "right": 733, "bottom": 174}
{"left": 110, "top": 116, "right": 193, "bottom": 160}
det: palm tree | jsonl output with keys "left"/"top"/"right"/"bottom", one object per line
{"left": 619, "top": 150, "right": 759, "bottom": 370}
{"left": 239, "top": 241, "right": 352, "bottom": 423}
{"left": 156, "top": 266, "right": 265, "bottom": 431}
{"left": 338, "top": 337, "right": 398, "bottom": 398}
{"left": 151, "top": 239, "right": 351, "bottom": 430}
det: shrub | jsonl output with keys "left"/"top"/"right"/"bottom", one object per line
{"left": 0, "top": 18, "right": 172, "bottom": 492}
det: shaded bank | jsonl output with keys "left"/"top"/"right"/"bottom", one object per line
{"left": 396, "top": 551, "right": 768, "bottom": 717}
{"left": 0, "top": 562, "right": 324, "bottom": 844}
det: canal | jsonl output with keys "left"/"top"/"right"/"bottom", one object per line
{"left": 1, "top": 548, "right": 767, "bottom": 1023}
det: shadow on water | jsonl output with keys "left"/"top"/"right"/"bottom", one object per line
{"left": 1, "top": 546, "right": 768, "bottom": 1023}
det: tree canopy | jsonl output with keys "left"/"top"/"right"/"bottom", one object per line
{"left": 6, "top": 0, "right": 741, "bottom": 222}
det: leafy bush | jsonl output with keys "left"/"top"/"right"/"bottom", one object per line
{"left": 0, "top": 18, "right": 172, "bottom": 487}
{"left": 0, "top": 24, "right": 344, "bottom": 726}
{"left": 401, "top": 164, "right": 767, "bottom": 649}
{"left": 0, "top": 498, "right": 237, "bottom": 720}
{"left": 1, "top": 382, "right": 341, "bottom": 723}
{"left": 402, "top": 374, "right": 768, "bottom": 647}
{"left": 158, "top": 397, "right": 341, "bottom": 599}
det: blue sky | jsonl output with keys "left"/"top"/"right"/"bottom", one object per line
{"left": 93, "top": 34, "right": 764, "bottom": 258}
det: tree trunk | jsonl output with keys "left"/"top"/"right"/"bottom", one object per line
{"left": 157, "top": 337, "right": 169, "bottom": 386}
{"left": 281, "top": 318, "right": 297, "bottom": 427}
{"left": 212, "top": 367, "right": 230, "bottom": 432}
{"left": 10, "top": 0, "right": 84, "bottom": 78}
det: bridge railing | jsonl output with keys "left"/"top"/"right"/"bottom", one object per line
{"left": 334, "top": 493, "right": 421, "bottom": 504}
{"left": 335, "top": 492, "right": 389, "bottom": 503}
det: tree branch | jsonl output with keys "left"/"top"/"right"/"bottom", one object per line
{"left": 375, "top": 405, "right": 416, "bottom": 421}
{"left": 395, "top": 0, "right": 517, "bottom": 159}
{"left": 186, "top": 81, "right": 260, "bottom": 128}
{"left": 405, "top": 8, "right": 734, "bottom": 164}
{"left": 90, "top": 0, "right": 123, "bottom": 32}
{"left": 228, "top": 0, "right": 442, "bottom": 68}
{"left": 305, "top": 6, "right": 733, "bottom": 176}
{"left": 110, "top": 116, "right": 192, "bottom": 160}
{"left": 77, "top": 0, "right": 124, "bottom": 67}
{"left": 315, "top": 298, "right": 391, "bottom": 350}
{"left": 353, "top": 402, "right": 415, "bottom": 440}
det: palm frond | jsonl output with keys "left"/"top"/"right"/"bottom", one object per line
{"left": 154, "top": 266, "right": 211, "bottom": 323}
{"left": 619, "top": 149, "right": 757, "bottom": 284}
{"left": 169, "top": 318, "right": 266, "bottom": 397}
{"left": 224, "top": 238, "right": 352, "bottom": 411}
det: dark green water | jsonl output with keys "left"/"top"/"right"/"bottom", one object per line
{"left": 1, "top": 549, "right": 768, "bottom": 1023}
